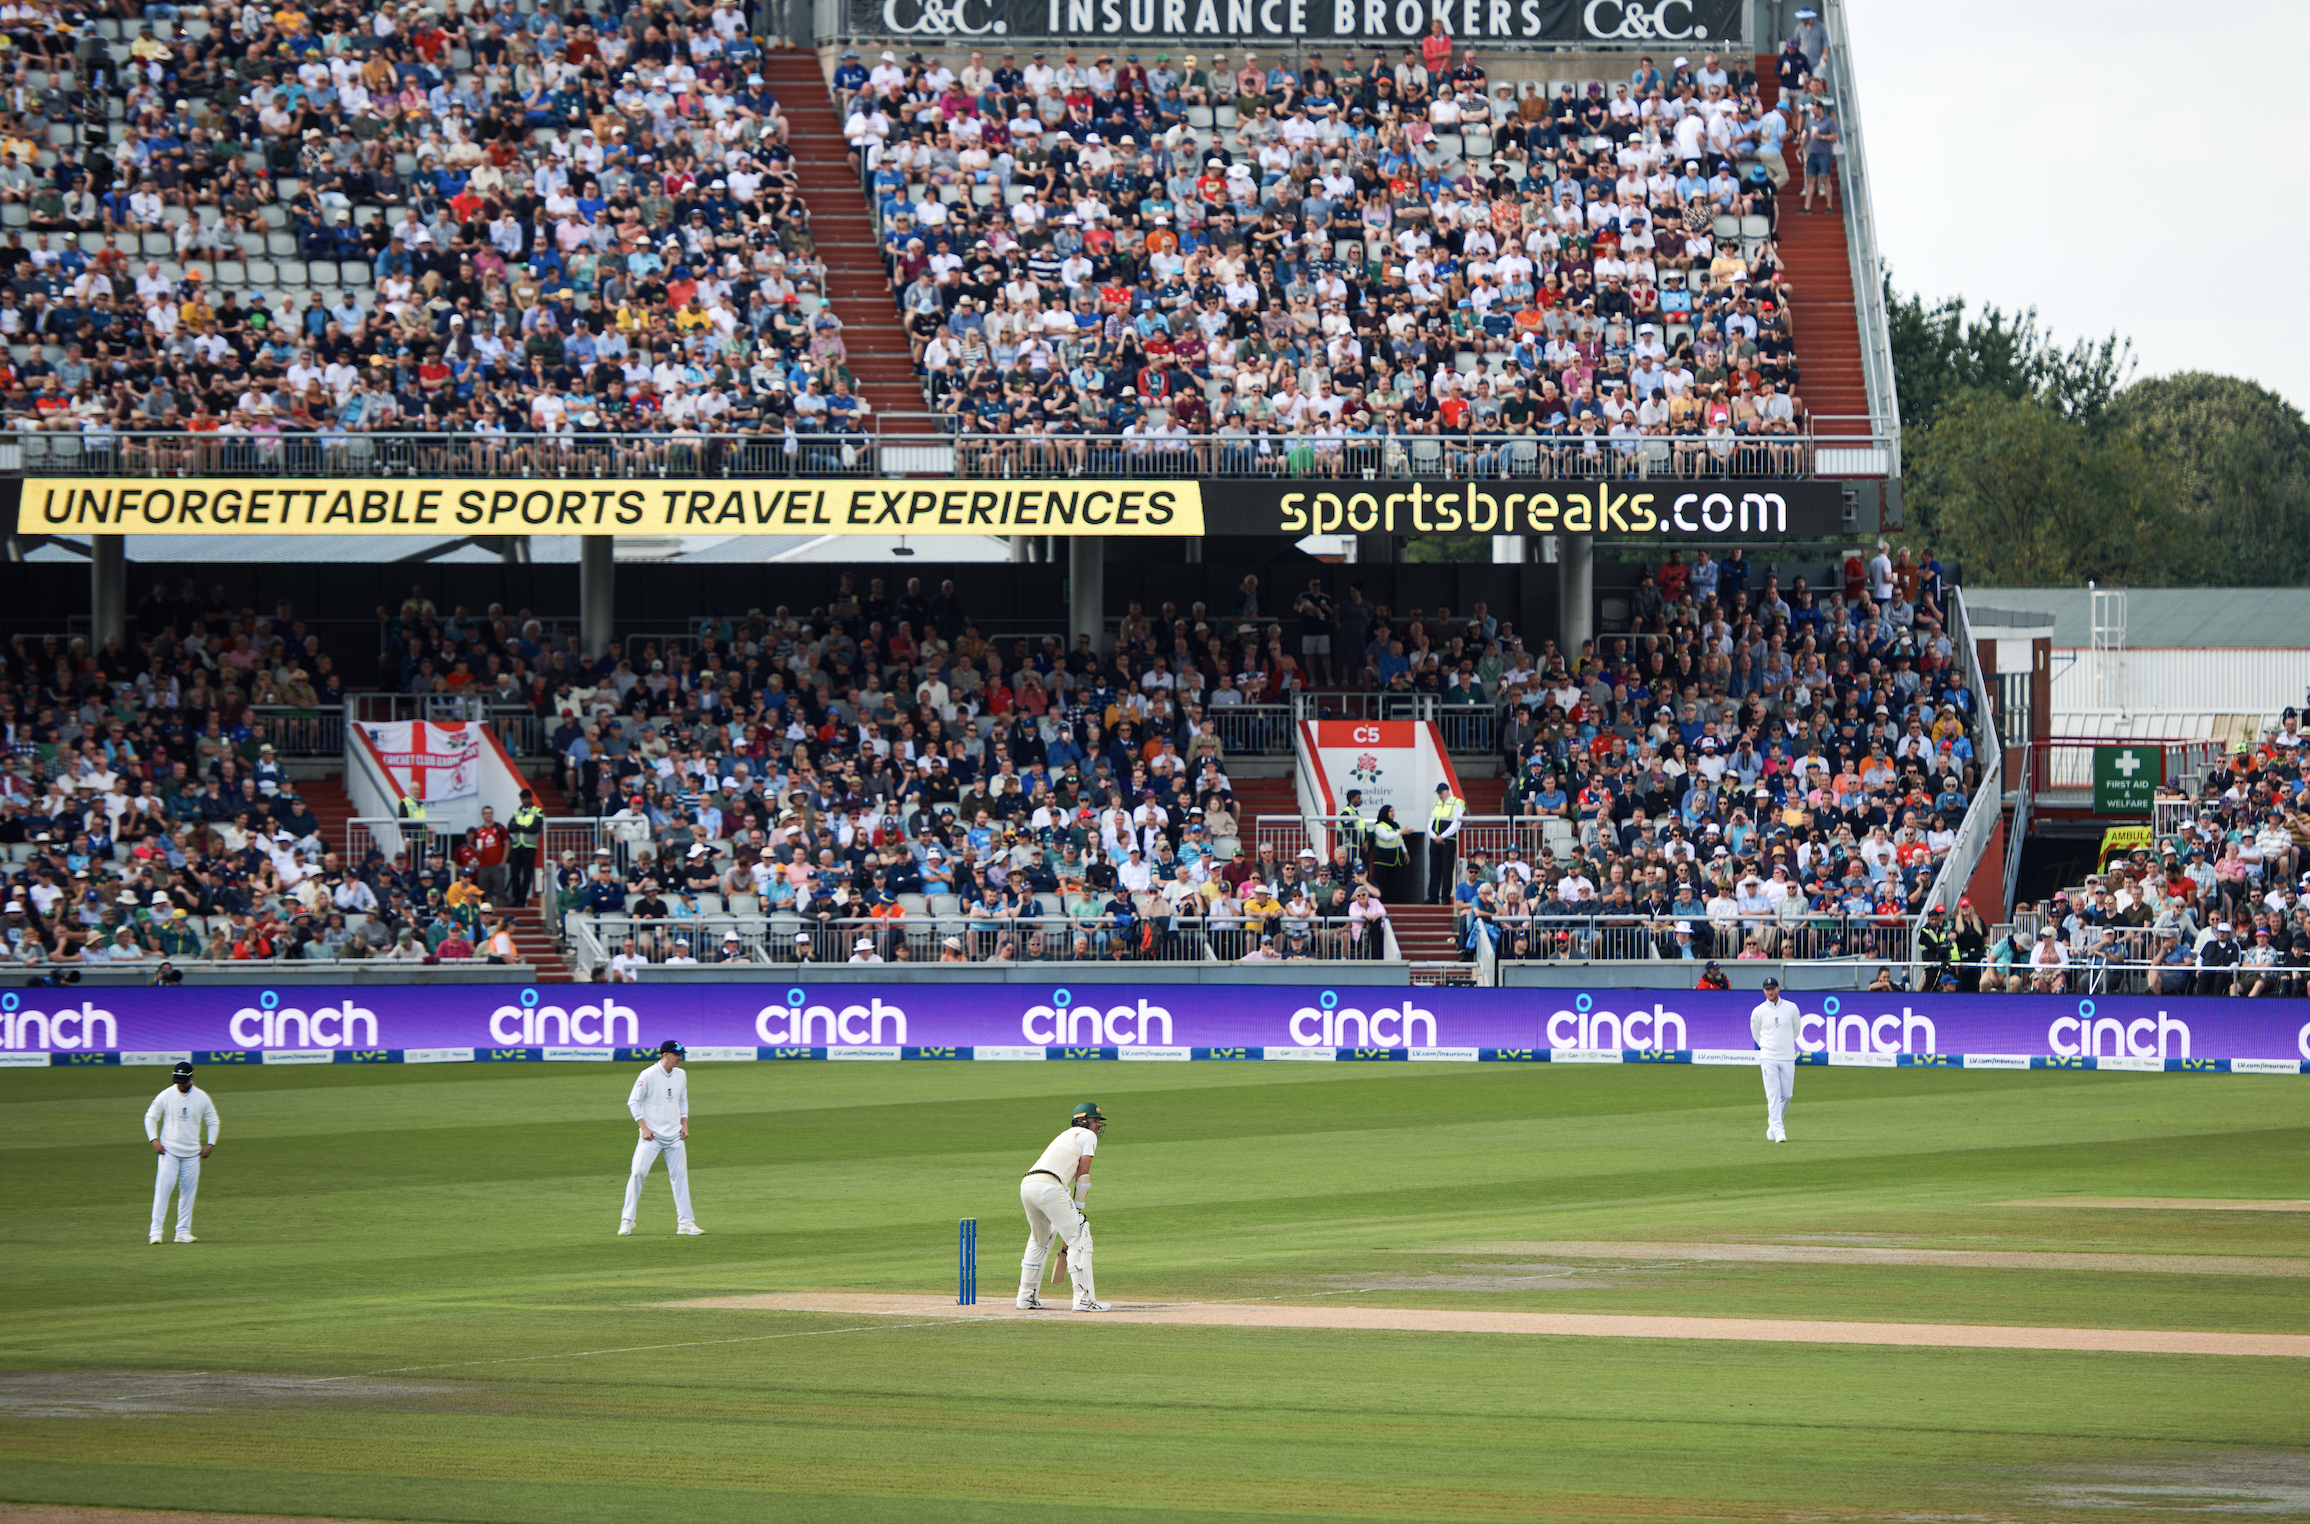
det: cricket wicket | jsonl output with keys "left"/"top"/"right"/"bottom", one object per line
{"left": 957, "top": 1217, "right": 977, "bottom": 1305}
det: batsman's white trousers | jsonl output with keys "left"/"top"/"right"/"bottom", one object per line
{"left": 622, "top": 1135, "right": 695, "bottom": 1226}
{"left": 152, "top": 1152, "right": 200, "bottom": 1237}
{"left": 1018, "top": 1171, "right": 1095, "bottom": 1303}
{"left": 1760, "top": 1058, "right": 1796, "bottom": 1134}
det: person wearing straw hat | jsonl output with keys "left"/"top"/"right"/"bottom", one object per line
{"left": 620, "top": 1040, "right": 704, "bottom": 1236}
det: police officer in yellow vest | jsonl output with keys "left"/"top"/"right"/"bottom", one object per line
{"left": 1334, "top": 788, "right": 1367, "bottom": 861}
{"left": 1368, "top": 805, "right": 1407, "bottom": 904}
{"left": 1427, "top": 782, "right": 1466, "bottom": 904}
{"left": 507, "top": 789, "right": 546, "bottom": 908}
{"left": 398, "top": 792, "right": 428, "bottom": 864}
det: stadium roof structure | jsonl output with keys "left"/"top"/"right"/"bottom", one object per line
{"left": 20, "top": 533, "right": 1019, "bottom": 565}
{"left": 1966, "top": 588, "right": 2310, "bottom": 649}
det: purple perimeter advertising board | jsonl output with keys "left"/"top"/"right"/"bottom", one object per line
{"left": 0, "top": 984, "right": 2305, "bottom": 1071}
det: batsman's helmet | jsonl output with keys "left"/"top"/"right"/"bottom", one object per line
{"left": 1072, "top": 1102, "right": 1107, "bottom": 1125}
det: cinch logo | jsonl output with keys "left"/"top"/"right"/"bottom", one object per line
{"left": 1022, "top": 991, "right": 1172, "bottom": 1046}
{"left": 229, "top": 993, "right": 377, "bottom": 1049}
{"left": 2299, "top": 1021, "right": 2310, "bottom": 1061}
{"left": 490, "top": 994, "right": 638, "bottom": 1047}
{"left": 1546, "top": 1000, "right": 1685, "bottom": 1051}
{"left": 1290, "top": 992, "right": 1435, "bottom": 1048}
{"left": 1800, "top": 1001, "right": 1938, "bottom": 1056}
{"left": 2048, "top": 1003, "right": 2189, "bottom": 1060}
{"left": 758, "top": 989, "right": 908, "bottom": 1046}
{"left": 0, "top": 995, "right": 117, "bottom": 1050}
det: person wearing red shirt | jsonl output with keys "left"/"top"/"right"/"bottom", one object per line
{"left": 1658, "top": 551, "right": 1689, "bottom": 604}
{"left": 470, "top": 804, "right": 511, "bottom": 901}
{"left": 1420, "top": 20, "right": 1453, "bottom": 78}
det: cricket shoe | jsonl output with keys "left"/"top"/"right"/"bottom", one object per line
{"left": 1015, "top": 1295, "right": 1045, "bottom": 1310}
{"left": 174, "top": 1234, "right": 198, "bottom": 1243}
{"left": 1073, "top": 1297, "right": 1112, "bottom": 1312}
{"left": 618, "top": 1219, "right": 635, "bottom": 1236}
{"left": 676, "top": 1223, "right": 707, "bottom": 1235}
{"left": 149, "top": 1233, "right": 162, "bottom": 1244}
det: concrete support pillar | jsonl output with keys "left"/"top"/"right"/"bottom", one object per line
{"left": 1558, "top": 531, "right": 1593, "bottom": 668}
{"left": 580, "top": 535, "right": 615, "bottom": 658}
{"left": 500, "top": 536, "right": 532, "bottom": 565}
{"left": 1067, "top": 534, "right": 1105, "bottom": 657}
{"left": 90, "top": 534, "right": 125, "bottom": 653}
{"left": 1010, "top": 535, "right": 1031, "bottom": 563}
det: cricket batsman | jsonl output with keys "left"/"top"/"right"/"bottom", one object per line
{"left": 1017, "top": 1101, "right": 1109, "bottom": 1312}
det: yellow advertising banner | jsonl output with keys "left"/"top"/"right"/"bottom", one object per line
{"left": 15, "top": 478, "right": 1205, "bottom": 537}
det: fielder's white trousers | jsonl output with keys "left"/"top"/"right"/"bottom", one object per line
{"left": 1760, "top": 1058, "right": 1796, "bottom": 1136}
{"left": 1018, "top": 1172, "right": 1095, "bottom": 1304}
{"left": 152, "top": 1152, "right": 200, "bottom": 1237}
{"left": 622, "top": 1135, "right": 695, "bottom": 1226}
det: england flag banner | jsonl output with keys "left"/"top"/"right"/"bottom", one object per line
{"left": 360, "top": 722, "right": 483, "bottom": 815}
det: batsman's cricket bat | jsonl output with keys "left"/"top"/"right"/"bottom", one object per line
{"left": 1045, "top": 1242, "right": 1068, "bottom": 1286}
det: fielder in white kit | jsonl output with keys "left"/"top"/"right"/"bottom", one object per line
{"left": 1750, "top": 976, "right": 1798, "bottom": 1142}
{"left": 144, "top": 1061, "right": 219, "bottom": 1243}
{"left": 620, "top": 1040, "right": 705, "bottom": 1236}
{"left": 1017, "top": 1101, "right": 1109, "bottom": 1312}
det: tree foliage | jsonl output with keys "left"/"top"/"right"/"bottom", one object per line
{"left": 1886, "top": 279, "right": 2135, "bottom": 433}
{"left": 1904, "top": 390, "right": 2195, "bottom": 587}
{"left": 1890, "top": 276, "right": 2310, "bottom": 587}
{"left": 2106, "top": 373, "right": 2310, "bottom": 586}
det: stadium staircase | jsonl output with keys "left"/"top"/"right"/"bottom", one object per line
{"left": 1754, "top": 55, "right": 1868, "bottom": 433}
{"left": 303, "top": 772, "right": 576, "bottom": 983}
{"left": 1240, "top": 760, "right": 1503, "bottom": 974}
{"left": 760, "top": 53, "right": 931, "bottom": 422}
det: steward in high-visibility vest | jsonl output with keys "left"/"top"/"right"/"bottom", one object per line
{"left": 1368, "top": 806, "right": 1407, "bottom": 904}
{"left": 1427, "top": 783, "right": 1466, "bottom": 904}
{"left": 398, "top": 793, "right": 429, "bottom": 861}
{"left": 1335, "top": 788, "right": 1367, "bottom": 859}
{"left": 507, "top": 789, "right": 546, "bottom": 907}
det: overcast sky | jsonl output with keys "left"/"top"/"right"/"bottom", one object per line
{"left": 1843, "top": 0, "right": 2310, "bottom": 416}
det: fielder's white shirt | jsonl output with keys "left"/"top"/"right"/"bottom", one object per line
{"left": 628, "top": 1064, "right": 689, "bottom": 1135}
{"left": 145, "top": 1086, "right": 220, "bottom": 1157}
{"left": 1028, "top": 1125, "right": 1097, "bottom": 1182}
{"left": 1750, "top": 996, "right": 1800, "bottom": 1061}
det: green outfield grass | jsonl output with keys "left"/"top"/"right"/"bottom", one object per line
{"left": 1, "top": 1059, "right": 2305, "bottom": 1524}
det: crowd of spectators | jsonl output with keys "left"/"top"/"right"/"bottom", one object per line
{"left": 0, "top": 0, "right": 876, "bottom": 456}
{"left": 841, "top": 33, "right": 1834, "bottom": 475}
{"left": 1455, "top": 536, "right": 1978, "bottom": 966}
{"left": 0, "top": 589, "right": 474, "bottom": 972}
{"left": 538, "top": 569, "right": 1417, "bottom": 971}
{"left": 1983, "top": 718, "right": 2310, "bottom": 998}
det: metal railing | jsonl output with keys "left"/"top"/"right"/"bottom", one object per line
{"left": 1493, "top": 911, "right": 1918, "bottom": 965}
{"left": 1964, "top": 956, "right": 2310, "bottom": 1001}
{"left": 345, "top": 815, "right": 604, "bottom": 875}
{"left": 1253, "top": 813, "right": 1580, "bottom": 870}
{"left": 2026, "top": 739, "right": 2225, "bottom": 797}
{"left": 1823, "top": 0, "right": 1903, "bottom": 478}
{"left": 347, "top": 692, "right": 493, "bottom": 727}
{"left": 1919, "top": 586, "right": 1997, "bottom": 917}
{"left": 242, "top": 705, "right": 345, "bottom": 759}
{"left": 2003, "top": 739, "right": 2031, "bottom": 918}
{"left": 1208, "top": 704, "right": 1295, "bottom": 757}
{"left": 5, "top": 428, "right": 1832, "bottom": 483}
{"left": 565, "top": 911, "right": 1392, "bottom": 972}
